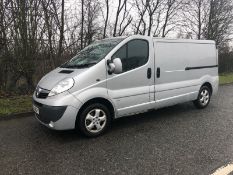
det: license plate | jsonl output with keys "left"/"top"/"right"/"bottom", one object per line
{"left": 33, "top": 105, "right": 39, "bottom": 114}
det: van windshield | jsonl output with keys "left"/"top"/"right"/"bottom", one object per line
{"left": 61, "top": 38, "right": 125, "bottom": 68}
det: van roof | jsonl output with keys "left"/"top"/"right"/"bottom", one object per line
{"left": 152, "top": 37, "right": 215, "bottom": 44}
{"left": 103, "top": 35, "right": 215, "bottom": 44}
{"left": 123, "top": 35, "right": 215, "bottom": 44}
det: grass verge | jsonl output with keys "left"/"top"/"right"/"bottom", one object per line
{"left": 0, "top": 96, "right": 32, "bottom": 117}
{"left": 219, "top": 73, "right": 233, "bottom": 85}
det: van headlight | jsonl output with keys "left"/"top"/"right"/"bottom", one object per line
{"left": 48, "top": 78, "right": 74, "bottom": 97}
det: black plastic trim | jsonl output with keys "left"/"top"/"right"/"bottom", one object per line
{"left": 185, "top": 65, "right": 218, "bottom": 70}
{"left": 59, "top": 70, "right": 74, "bottom": 74}
{"left": 33, "top": 100, "right": 43, "bottom": 107}
{"left": 147, "top": 68, "right": 151, "bottom": 79}
{"left": 33, "top": 100, "right": 67, "bottom": 124}
{"left": 156, "top": 67, "right": 160, "bottom": 78}
{"left": 114, "top": 92, "right": 148, "bottom": 99}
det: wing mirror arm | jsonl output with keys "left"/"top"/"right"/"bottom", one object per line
{"left": 107, "top": 60, "right": 115, "bottom": 74}
{"left": 107, "top": 58, "right": 122, "bottom": 74}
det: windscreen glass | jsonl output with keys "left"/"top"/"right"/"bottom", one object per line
{"left": 61, "top": 38, "right": 125, "bottom": 68}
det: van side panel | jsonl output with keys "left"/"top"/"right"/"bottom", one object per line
{"left": 185, "top": 43, "right": 218, "bottom": 96}
{"left": 153, "top": 40, "right": 218, "bottom": 109}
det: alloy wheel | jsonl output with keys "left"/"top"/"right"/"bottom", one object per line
{"left": 85, "top": 108, "right": 107, "bottom": 133}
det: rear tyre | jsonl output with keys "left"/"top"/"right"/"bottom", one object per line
{"left": 77, "top": 103, "right": 111, "bottom": 137}
{"left": 193, "top": 85, "right": 211, "bottom": 109}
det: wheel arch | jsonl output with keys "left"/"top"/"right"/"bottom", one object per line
{"left": 75, "top": 97, "right": 115, "bottom": 128}
{"left": 201, "top": 82, "right": 213, "bottom": 95}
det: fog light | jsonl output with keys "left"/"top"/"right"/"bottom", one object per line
{"left": 49, "top": 121, "right": 54, "bottom": 128}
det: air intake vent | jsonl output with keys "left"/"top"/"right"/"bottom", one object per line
{"left": 59, "top": 70, "right": 74, "bottom": 74}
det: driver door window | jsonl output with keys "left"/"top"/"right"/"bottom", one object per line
{"left": 112, "top": 39, "right": 149, "bottom": 72}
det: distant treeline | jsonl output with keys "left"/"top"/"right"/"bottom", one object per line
{"left": 219, "top": 52, "right": 233, "bottom": 74}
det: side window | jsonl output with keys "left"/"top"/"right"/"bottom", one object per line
{"left": 112, "top": 39, "right": 149, "bottom": 72}
{"left": 127, "top": 39, "right": 149, "bottom": 72}
{"left": 112, "top": 44, "right": 127, "bottom": 62}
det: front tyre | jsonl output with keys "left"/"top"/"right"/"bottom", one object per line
{"left": 193, "top": 85, "right": 211, "bottom": 109}
{"left": 77, "top": 103, "right": 111, "bottom": 137}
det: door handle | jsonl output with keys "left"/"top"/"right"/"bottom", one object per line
{"left": 156, "top": 67, "right": 160, "bottom": 78}
{"left": 147, "top": 68, "right": 151, "bottom": 79}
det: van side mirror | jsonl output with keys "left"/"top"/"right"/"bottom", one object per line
{"left": 107, "top": 58, "right": 122, "bottom": 74}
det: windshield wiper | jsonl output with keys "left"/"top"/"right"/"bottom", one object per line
{"left": 60, "top": 62, "right": 97, "bottom": 69}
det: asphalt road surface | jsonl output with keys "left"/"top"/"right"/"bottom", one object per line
{"left": 1, "top": 84, "right": 233, "bottom": 175}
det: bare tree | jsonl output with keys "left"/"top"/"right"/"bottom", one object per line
{"left": 204, "top": 0, "right": 233, "bottom": 47}
{"left": 58, "top": 0, "right": 65, "bottom": 58}
{"left": 181, "top": 0, "right": 209, "bottom": 39}
{"left": 161, "top": 0, "right": 183, "bottom": 37}
{"left": 133, "top": 0, "right": 148, "bottom": 35}
{"left": 113, "top": 0, "right": 127, "bottom": 37}
{"left": 181, "top": 0, "right": 233, "bottom": 44}
{"left": 103, "top": 0, "right": 109, "bottom": 38}
{"left": 3, "top": 0, "right": 43, "bottom": 91}
{"left": 84, "top": 0, "right": 101, "bottom": 45}
{"left": 41, "top": 0, "right": 55, "bottom": 68}
{"left": 0, "top": 0, "right": 8, "bottom": 88}
{"left": 146, "top": 0, "right": 162, "bottom": 36}
{"left": 118, "top": 1, "right": 133, "bottom": 36}
{"left": 80, "top": 0, "right": 84, "bottom": 49}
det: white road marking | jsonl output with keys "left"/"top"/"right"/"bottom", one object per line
{"left": 211, "top": 163, "right": 233, "bottom": 175}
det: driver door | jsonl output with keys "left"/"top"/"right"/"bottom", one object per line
{"left": 106, "top": 38, "right": 154, "bottom": 117}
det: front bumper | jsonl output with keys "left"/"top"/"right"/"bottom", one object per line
{"left": 33, "top": 91, "right": 82, "bottom": 130}
{"left": 33, "top": 100, "right": 66, "bottom": 124}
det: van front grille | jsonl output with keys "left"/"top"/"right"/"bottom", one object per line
{"left": 35, "top": 87, "right": 50, "bottom": 99}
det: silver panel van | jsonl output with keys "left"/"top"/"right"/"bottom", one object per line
{"left": 33, "top": 35, "right": 218, "bottom": 137}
